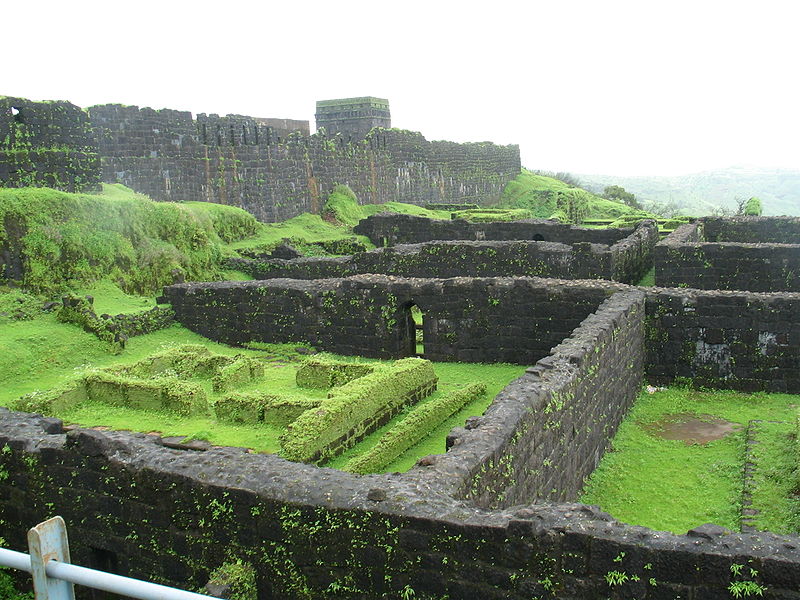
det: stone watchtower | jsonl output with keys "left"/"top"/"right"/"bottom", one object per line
{"left": 315, "top": 97, "right": 391, "bottom": 138}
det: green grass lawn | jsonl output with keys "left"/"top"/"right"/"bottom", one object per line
{"left": 581, "top": 387, "right": 800, "bottom": 534}
{"left": 0, "top": 307, "right": 524, "bottom": 471}
{"left": 747, "top": 420, "right": 800, "bottom": 534}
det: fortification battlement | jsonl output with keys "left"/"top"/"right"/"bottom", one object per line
{"left": 315, "top": 96, "right": 392, "bottom": 138}
{"left": 0, "top": 96, "right": 521, "bottom": 222}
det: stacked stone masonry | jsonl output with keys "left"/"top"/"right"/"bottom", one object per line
{"left": 88, "top": 104, "right": 520, "bottom": 222}
{"left": 1, "top": 97, "right": 520, "bottom": 221}
{"left": 354, "top": 213, "right": 637, "bottom": 246}
{"left": 230, "top": 216, "right": 658, "bottom": 283}
{"left": 655, "top": 216, "right": 800, "bottom": 291}
{"left": 0, "top": 97, "right": 100, "bottom": 192}
{"left": 228, "top": 218, "right": 657, "bottom": 285}
{"left": 3, "top": 276, "right": 800, "bottom": 598}
{"left": 646, "top": 287, "right": 800, "bottom": 392}
{"left": 161, "top": 276, "right": 618, "bottom": 364}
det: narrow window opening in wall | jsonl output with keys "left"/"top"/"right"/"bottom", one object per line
{"left": 88, "top": 547, "right": 121, "bottom": 600}
{"left": 11, "top": 107, "right": 23, "bottom": 123}
{"left": 201, "top": 124, "right": 208, "bottom": 144}
{"left": 216, "top": 125, "right": 222, "bottom": 146}
{"left": 242, "top": 124, "right": 248, "bottom": 145}
{"left": 403, "top": 303, "right": 425, "bottom": 357}
{"left": 229, "top": 125, "right": 236, "bottom": 146}
{"left": 254, "top": 126, "right": 259, "bottom": 145}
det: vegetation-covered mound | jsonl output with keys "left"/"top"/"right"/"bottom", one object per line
{"left": 0, "top": 184, "right": 258, "bottom": 294}
{"left": 498, "top": 170, "right": 659, "bottom": 224}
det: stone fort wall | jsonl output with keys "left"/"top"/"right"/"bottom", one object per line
{"left": 2, "top": 279, "right": 800, "bottom": 599}
{"left": 0, "top": 98, "right": 521, "bottom": 222}
{"left": 88, "top": 104, "right": 521, "bottom": 222}
{"left": 0, "top": 97, "right": 100, "bottom": 192}
{"left": 655, "top": 217, "right": 800, "bottom": 292}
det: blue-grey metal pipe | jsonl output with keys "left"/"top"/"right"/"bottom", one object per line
{"left": 0, "top": 548, "right": 32, "bottom": 573}
{"left": 0, "top": 548, "right": 217, "bottom": 600}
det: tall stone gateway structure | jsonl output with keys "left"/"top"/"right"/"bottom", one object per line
{"left": 315, "top": 97, "right": 391, "bottom": 138}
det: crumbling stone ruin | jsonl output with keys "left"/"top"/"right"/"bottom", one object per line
{"left": 656, "top": 216, "right": 800, "bottom": 291}
{"left": 2, "top": 95, "right": 800, "bottom": 599}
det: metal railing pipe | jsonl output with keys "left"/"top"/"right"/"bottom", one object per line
{"left": 0, "top": 543, "right": 217, "bottom": 600}
{"left": 0, "top": 547, "right": 32, "bottom": 573}
{"left": 45, "top": 561, "right": 216, "bottom": 600}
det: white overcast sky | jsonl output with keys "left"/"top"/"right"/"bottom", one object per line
{"left": 6, "top": 0, "right": 800, "bottom": 176}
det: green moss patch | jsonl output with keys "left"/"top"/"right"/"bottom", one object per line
{"left": 0, "top": 184, "right": 256, "bottom": 294}
{"left": 295, "top": 354, "right": 375, "bottom": 389}
{"left": 747, "top": 420, "right": 800, "bottom": 533}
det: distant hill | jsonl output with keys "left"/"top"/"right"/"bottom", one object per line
{"left": 577, "top": 166, "right": 800, "bottom": 216}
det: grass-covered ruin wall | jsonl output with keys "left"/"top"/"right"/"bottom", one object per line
{"left": 228, "top": 220, "right": 657, "bottom": 285}
{"left": 655, "top": 217, "right": 800, "bottom": 292}
{"left": 3, "top": 280, "right": 800, "bottom": 598}
{"left": 161, "top": 276, "right": 622, "bottom": 364}
{"left": 0, "top": 97, "right": 100, "bottom": 192}
{"left": 353, "top": 213, "right": 638, "bottom": 246}
{"left": 443, "top": 289, "right": 646, "bottom": 509}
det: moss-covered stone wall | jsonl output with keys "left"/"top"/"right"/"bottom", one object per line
{"left": 88, "top": 105, "right": 520, "bottom": 222}
{"left": 231, "top": 221, "right": 657, "bottom": 285}
{"left": 703, "top": 216, "right": 800, "bottom": 243}
{"left": 645, "top": 287, "right": 800, "bottom": 392}
{"left": 446, "top": 290, "right": 646, "bottom": 508}
{"left": 162, "top": 276, "right": 622, "bottom": 364}
{"left": 655, "top": 218, "right": 800, "bottom": 292}
{"left": 2, "top": 285, "right": 800, "bottom": 598}
{"left": 0, "top": 97, "right": 100, "bottom": 192}
{"left": 353, "top": 213, "right": 635, "bottom": 246}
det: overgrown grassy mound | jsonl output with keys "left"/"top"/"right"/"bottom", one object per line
{"left": 0, "top": 184, "right": 259, "bottom": 294}
{"left": 344, "top": 381, "right": 486, "bottom": 474}
{"left": 499, "top": 170, "right": 658, "bottom": 224}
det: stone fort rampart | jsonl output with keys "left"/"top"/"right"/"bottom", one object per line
{"left": 1, "top": 97, "right": 521, "bottom": 222}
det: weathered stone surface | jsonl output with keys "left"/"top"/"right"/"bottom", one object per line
{"left": 87, "top": 104, "right": 521, "bottom": 222}
{"left": 655, "top": 217, "right": 800, "bottom": 292}
{"left": 3, "top": 278, "right": 800, "bottom": 598}
{"left": 645, "top": 287, "right": 800, "bottom": 392}
{"left": 0, "top": 97, "right": 100, "bottom": 193}
{"left": 162, "top": 276, "right": 625, "bottom": 364}
{"left": 228, "top": 219, "right": 657, "bottom": 285}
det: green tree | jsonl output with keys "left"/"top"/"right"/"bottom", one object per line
{"left": 743, "top": 197, "right": 762, "bottom": 216}
{"left": 603, "top": 185, "right": 641, "bottom": 209}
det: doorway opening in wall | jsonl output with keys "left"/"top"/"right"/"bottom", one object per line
{"left": 403, "top": 302, "right": 425, "bottom": 357}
